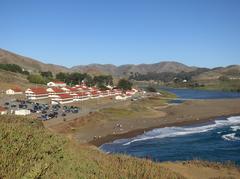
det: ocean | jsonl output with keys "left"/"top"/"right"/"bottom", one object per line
{"left": 100, "top": 89, "right": 240, "bottom": 164}
{"left": 100, "top": 116, "right": 240, "bottom": 164}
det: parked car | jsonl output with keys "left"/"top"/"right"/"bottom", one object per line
{"left": 30, "top": 109, "right": 36, "bottom": 113}
{"left": 26, "top": 100, "right": 32, "bottom": 104}
{"left": 64, "top": 109, "right": 70, "bottom": 113}
{"left": 41, "top": 114, "right": 49, "bottom": 121}
{"left": 71, "top": 108, "right": 79, "bottom": 113}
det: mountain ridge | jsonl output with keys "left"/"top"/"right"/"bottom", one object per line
{"left": 0, "top": 48, "right": 239, "bottom": 78}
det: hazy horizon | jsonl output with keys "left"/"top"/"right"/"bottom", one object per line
{"left": 1, "top": 0, "right": 240, "bottom": 68}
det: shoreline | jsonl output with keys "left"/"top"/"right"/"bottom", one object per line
{"left": 46, "top": 98, "right": 240, "bottom": 147}
{"left": 89, "top": 112, "right": 240, "bottom": 147}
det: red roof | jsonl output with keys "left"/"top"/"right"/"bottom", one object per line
{"left": 0, "top": 106, "right": 6, "bottom": 112}
{"left": 29, "top": 87, "right": 47, "bottom": 94}
{"left": 101, "top": 90, "right": 108, "bottom": 93}
{"left": 57, "top": 94, "right": 73, "bottom": 99}
{"left": 91, "top": 91, "right": 100, "bottom": 95}
{"left": 50, "top": 87, "right": 64, "bottom": 93}
{"left": 82, "top": 86, "right": 88, "bottom": 90}
{"left": 12, "top": 87, "right": 22, "bottom": 92}
{"left": 69, "top": 87, "right": 78, "bottom": 92}
{"left": 77, "top": 92, "right": 88, "bottom": 96}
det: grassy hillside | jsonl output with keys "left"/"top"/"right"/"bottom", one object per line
{"left": 0, "top": 48, "right": 196, "bottom": 77}
{"left": 1, "top": 115, "right": 240, "bottom": 178}
{"left": 0, "top": 48, "right": 69, "bottom": 74}
{"left": 0, "top": 69, "right": 30, "bottom": 90}
{"left": 0, "top": 115, "right": 184, "bottom": 179}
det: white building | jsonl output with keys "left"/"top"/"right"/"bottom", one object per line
{"left": 47, "top": 81, "right": 66, "bottom": 87}
{"left": 90, "top": 90, "right": 101, "bottom": 99}
{"left": 125, "top": 90, "right": 136, "bottom": 96}
{"left": 25, "top": 87, "right": 49, "bottom": 100}
{"left": 47, "top": 87, "right": 66, "bottom": 97}
{"left": 14, "top": 109, "right": 31, "bottom": 116}
{"left": 6, "top": 88, "right": 23, "bottom": 95}
{"left": 115, "top": 95, "right": 128, "bottom": 100}
{"left": 51, "top": 94, "right": 74, "bottom": 104}
{"left": 73, "top": 92, "right": 90, "bottom": 101}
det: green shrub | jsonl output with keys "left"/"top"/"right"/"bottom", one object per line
{"left": 27, "top": 74, "right": 46, "bottom": 84}
{"left": 117, "top": 79, "right": 133, "bottom": 90}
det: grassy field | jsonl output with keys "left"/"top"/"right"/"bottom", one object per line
{"left": 99, "top": 96, "right": 168, "bottom": 121}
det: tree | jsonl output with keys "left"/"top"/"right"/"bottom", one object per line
{"left": 56, "top": 72, "right": 69, "bottom": 82}
{"left": 93, "top": 75, "right": 113, "bottom": 86}
{"left": 117, "top": 79, "right": 133, "bottom": 90}
{"left": 22, "top": 71, "right": 30, "bottom": 75}
{"left": 146, "top": 86, "right": 157, "bottom": 92}
{"left": 27, "top": 74, "right": 45, "bottom": 84}
{"left": 0, "top": 64, "right": 23, "bottom": 73}
{"left": 98, "top": 83, "right": 109, "bottom": 90}
{"left": 41, "top": 71, "right": 53, "bottom": 79}
{"left": 84, "top": 74, "right": 94, "bottom": 86}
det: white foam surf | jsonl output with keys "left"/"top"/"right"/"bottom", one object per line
{"left": 222, "top": 133, "right": 240, "bottom": 141}
{"left": 230, "top": 126, "right": 240, "bottom": 132}
{"left": 122, "top": 116, "right": 240, "bottom": 146}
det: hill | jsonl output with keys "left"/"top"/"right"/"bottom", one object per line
{"left": 71, "top": 64, "right": 117, "bottom": 76}
{"left": 193, "top": 65, "right": 240, "bottom": 81}
{"left": 72, "top": 61, "right": 195, "bottom": 77}
{"left": 0, "top": 48, "right": 69, "bottom": 74}
{"left": 0, "top": 48, "right": 196, "bottom": 76}
{"left": 0, "top": 69, "right": 31, "bottom": 90}
{"left": 0, "top": 48, "right": 239, "bottom": 82}
{"left": 1, "top": 115, "right": 239, "bottom": 178}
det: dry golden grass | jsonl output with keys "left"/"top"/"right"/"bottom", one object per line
{"left": 0, "top": 115, "right": 185, "bottom": 179}
{"left": 1, "top": 115, "right": 240, "bottom": 179}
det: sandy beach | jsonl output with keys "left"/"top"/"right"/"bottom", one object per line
{"left": 45, "top": 97, "right": 240, "bottom": 147}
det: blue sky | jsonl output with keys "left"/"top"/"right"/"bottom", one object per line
{"left": 1, "top": 0, "right": 240, "bottom": 68}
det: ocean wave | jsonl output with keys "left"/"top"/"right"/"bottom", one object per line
{"left": 222, "top": 133, "right": 240, "bottom": 141}
{"left": 230, "top": 126, "right": 240, "bottom": 132}
{"left": 122, "top": 116, "right": 240, "bottom": 146}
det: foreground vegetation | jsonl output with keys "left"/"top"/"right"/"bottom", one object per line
{"left": 0, "top": 115, "right": 185, "bottom": 178}
{"left": 1, "top": 113, "right": 240, "bottom": 178}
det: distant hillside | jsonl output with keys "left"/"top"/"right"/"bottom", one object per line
{"left": 0, "top": 48, "right": 196, "bottom": 76}
{"left": 193, "top": 65, "right": 240, "bottom": 81}
{"left": 0, "top": 48, "right": 239, "bottom": 80}
{"left": 0, "top": 48, "right": 69, "bottom": 74}
{"left": 71, "top": 64, "right": 117, "bottom": 76}
{"left": 72, "top": 61, "right": 195, "bottom": 77}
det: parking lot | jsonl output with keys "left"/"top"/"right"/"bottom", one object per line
{"left": 1, "top": 98, "right": 81, "bottom": 121}
{"left": 0, "top": 92, "right": 145, "bottom": 126}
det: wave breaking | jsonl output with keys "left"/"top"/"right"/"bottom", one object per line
{"left": 122, "top": 116, "right": 240, "bottom": 145}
